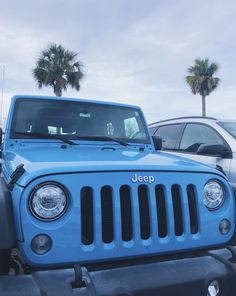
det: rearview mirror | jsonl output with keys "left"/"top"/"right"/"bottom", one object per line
{"left": 197, "top": 144, "right": 231, "bottom": 158}
{"left": 152, "top": 136, "right": 162, "bottom": 150}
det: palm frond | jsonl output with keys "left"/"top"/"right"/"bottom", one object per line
{"left": 33, "top": 43, "right": 84, "bottom": 96}
{"left": 186, "top": 58, "right": 220, "bottom": 97}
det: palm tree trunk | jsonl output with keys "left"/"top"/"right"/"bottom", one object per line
{"left": 202, "top": 95, "right": 206, "bottom": 117}
{"left": 54, "top": 84, "right": 62, "bottom": 97}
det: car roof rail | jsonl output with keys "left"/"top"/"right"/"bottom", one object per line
{"left": 148, "top": 116, "right": 218, "bottom": 126}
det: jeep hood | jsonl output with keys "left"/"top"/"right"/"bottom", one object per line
{"left": 3, "top": 145, "right": 220, "bottom": 187}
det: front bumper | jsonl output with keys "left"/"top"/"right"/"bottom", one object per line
{"left": 1, "top": 248, "right": 236, "bottom": 296}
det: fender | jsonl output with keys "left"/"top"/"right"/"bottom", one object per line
{"left": 0, "top": 177, "right": 16, "bottom": 249}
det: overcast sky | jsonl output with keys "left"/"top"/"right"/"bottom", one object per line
{"left": 0, "top": 0, "right": 236, "bottom": 123}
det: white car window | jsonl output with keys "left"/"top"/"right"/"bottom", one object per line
{"left": 156, "top": 124, "right": 183, "bottom": 150}
{"left": 180, "top": 124, "right": 224, "bottom": 152}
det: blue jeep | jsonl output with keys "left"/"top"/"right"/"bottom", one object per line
{"left": 0, "top": 95, "right": 236, "bottom": 296}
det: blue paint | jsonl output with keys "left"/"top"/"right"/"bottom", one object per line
{"left": 2, "top": 95, "right": 235, "bottom": 267}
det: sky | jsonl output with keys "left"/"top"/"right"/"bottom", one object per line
{"left": 0, "top": 0, "right": 236, "bottom": 124}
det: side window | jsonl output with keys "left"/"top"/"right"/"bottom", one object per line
{"left": 156, "top": 124, "right": 183, "bottom": 150}
{"left": 179, "top": 124, "right": 224, "bottom": 152}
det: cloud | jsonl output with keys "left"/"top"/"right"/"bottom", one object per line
{"left": 1, "top": 0, "right": 236, "bottom": 125}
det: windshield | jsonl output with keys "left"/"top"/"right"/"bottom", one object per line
{"left": 219, "top": 121, "right": 236, "bottom": 139}
{"left": 10, "top": 98, "right": 150, "bottom": 144}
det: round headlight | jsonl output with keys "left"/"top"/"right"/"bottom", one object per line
{"left": 29, "top": 183, "right": 68, "bottom": 221}
{"left": 203, "top": 181, "right": 225, "bottom": 210}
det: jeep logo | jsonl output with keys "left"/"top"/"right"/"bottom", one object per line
{"left": 131, "top": 174, "right": 155, "bottom": 184}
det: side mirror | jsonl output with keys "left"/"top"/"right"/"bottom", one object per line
{"left": 152, "top": 136, "right": 162, "bottom": 150}
{"left": 197, "top": 144, "right": 231, "bottom": 158}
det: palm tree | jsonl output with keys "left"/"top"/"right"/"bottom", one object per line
{"left": 33, "top": 44, "right": 84, "bottom": 97}
{"left": 185, "top": 58, "right": 220, "bottom": 116}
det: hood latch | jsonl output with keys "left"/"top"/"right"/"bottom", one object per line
{"left": 7, "top": 164, "right": 25, "bottom": 191}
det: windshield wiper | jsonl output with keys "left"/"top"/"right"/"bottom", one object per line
{"left": 15, "top": 132, "right": 79, "bottom": 146}
{"left": 15, "top": 132, "right": 129, "bottom": 146}
{"left": 72, "top": 135, "right": 129, "bottom": 147}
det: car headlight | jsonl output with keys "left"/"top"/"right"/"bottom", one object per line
{"left": 29, "top": 183, "right": 69, "bottom": 221}
{"left": 203, "top": 181, "right": 225, "bottom": 210}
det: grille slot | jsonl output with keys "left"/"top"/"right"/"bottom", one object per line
{"left": 101, "top": 186, "right": 114, "bottom": 243}
{"left": 171, "top": 185, "right": 184, "bottom": 236}
{"left": 187, "top": 185, "right": 198, "bottom": 234}
{"left": 138, "top": 185, "right": 151, "bottom": 240}
{"left": 155, "top": 185, "right": 167, "bottom": 238}
{"left": 81, "top": 187, "right": 94, "bottom": 245}
{"left": 120, "top": 185, "right": 133, "bottom": 241}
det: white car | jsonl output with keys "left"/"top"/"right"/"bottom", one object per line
{"left": 149, "top": 116, "right": 236, "bottom": 192}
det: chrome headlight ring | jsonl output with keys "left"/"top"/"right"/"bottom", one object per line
{"left": 203, "top": 180, "right": 225, "bottom": 210}
{"left": 29, "top": 182, "right": 69, "bottom": 221}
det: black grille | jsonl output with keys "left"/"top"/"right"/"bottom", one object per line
{"left": 120, "top": 185, "right": 133, "bottom": 241}
{"left": 80, "top": 183, "right": 199, "bottom": 245}
{"left": 171, "top": 185, "right": 184, "bottom": 236}
{"left": 81, "top": 187, "right": 94, "bottom": 245}
{"left": 101, "top": 186, "right": 114, "bottom": 243}
{"left": 187, "top": 185, "right": 198, "bottom": 234}
{"left": 138, "top": 185, "right": 151, "bottom": 240}
{"left": 155, "top": 185, "right": 167, "bottom": 238}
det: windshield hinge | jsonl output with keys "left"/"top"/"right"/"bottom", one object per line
{"left": 7, "top": 164, "right": 25, "bottom": 191}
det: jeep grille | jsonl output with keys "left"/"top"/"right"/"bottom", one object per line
{"left": 80, "top": 184, "right": 198, "bottom": 245}
{"left": 20, "top": 171, "right": 234, "bottom": 266}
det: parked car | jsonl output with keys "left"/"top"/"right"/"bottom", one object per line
{"left": 0, "top": 99, "right": 236, "bottom": 296}
{"left": 149, "top": 116, "right": 236, "bottom": 193}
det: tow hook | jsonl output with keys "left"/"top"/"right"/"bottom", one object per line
{"left": 72, "top": 264, "right": 83, "bottom": 288}
{"left": 226, "top": 246, "right": 236, "bottom": 263}
{"left": 72, "top": 265, "right": 97, "bottom": 296}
